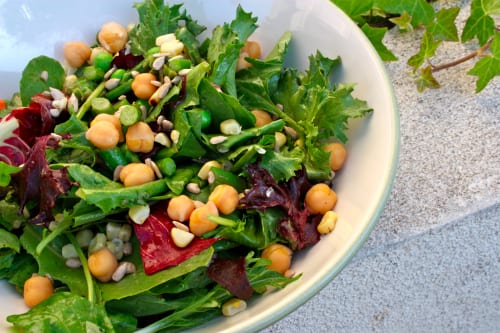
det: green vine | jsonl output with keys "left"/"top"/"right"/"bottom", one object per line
{"left": 332, "top": 0, "right": 500, "bottom": 92}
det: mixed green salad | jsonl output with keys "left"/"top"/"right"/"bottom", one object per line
{"left": 0, "top": 0, "right": 372, "bottom": 332}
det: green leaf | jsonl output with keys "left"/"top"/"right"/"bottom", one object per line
{"left": 260, "top": 149, "right": 303, "bottom": 182}
{"left": 389, "top": 12, "right": 413, "bottom": 31}
{"left": 375, "top": 0, "right": 435, "bottom": 27}
{"left": 20, "top": 224, "right": 88, "bottom": 297}
{"left": 7, "top": 292, "right": 117, "bottom": 333}
{"left": 415, "top": 65, "right": 441, "bottom": 92}
{"left": 207, "top": 6, "right": 258, "bottom": 96}
{"left": 19, "top": 55, "right": 65, "bottom": 106}
{"left": 99, "top": 246, "right": 214, "bottom": 301}
{"left": 468, "top": 32, "right": 500, "bottom": 92}
{"left": 461, "top": 0, "right": 496, "bottom": 45}
{"left": 361, "top": 23, "right": 398, "bottom": 61}
{"left": 128, "top": 1, "right": 205, "bottom": 55}
{"left": 408, "top": 30, "right": 442, "bottom": 72}
{"left": 0, "top": 229, "right": 20, "bottom": 252}
{"left": 331, "top": 0, "right": 375, "bottom": 22}
{"left": 427, "top": 7, "right": 460, "bottom": 41}
{"left": 0, "top": 161, "right": 20, "bottom": 187}
{"left": 0, "top": 192, "right": 28, "bottom": 231}
{"left": 483, "top": 0, "right": 500, "bottom": 15}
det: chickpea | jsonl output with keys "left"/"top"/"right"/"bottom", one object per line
{"left": 167, "top": 195, "right": 196, "bottom": 222}
{"left": 125, "top": 121, "right": 155, "bottom": 153}
{"left": 131, "top": 73, "right": 158, "bottom": 100}
{"left": 23, "top": 275, "right": 54, "bottom": 308}
{"left": 208, "top": 184, "right": 239, "bottom": 215}
{"left": 251, "top": 110, "right": 273, "bottom": 127}
{"left": 119, "top": 162, "right": 155, "bottom": 187}
{"left": 87, "top": 247, "right": 118, "bottom": 283}
{"left": 189, "top": 201, "right": 219, "bottom": 237}
{"left": 261, "top": 243, "right": 292, "bottom": 275}
{"left": 242, "top": 40, "right": 262, "bottom": 59}
{"left": 304, "top": 183, "right": 337, "bottom": 215}
{"left": 90, "top": 113, "right": 124, "bottom": 142}
{"left": 237, "top": 40, "right": 261, "bottom": 71}
{"left": 97, "top": 21, "right": 128, "bottom": 54}
{"left": 85, "top": 120, "right": 120, "bottom": 150}
{"left": 63, "top": 41, "right": 92, "bottom": 68}
{"left": 323, "top": 142, "right": 347, "bottom": 171}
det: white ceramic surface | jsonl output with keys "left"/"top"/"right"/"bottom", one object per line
{"left": 0, "top": 0, "right": 399, "bottom": 332}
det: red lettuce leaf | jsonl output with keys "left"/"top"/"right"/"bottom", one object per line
{"left": 133, "top": 202, "right": 219, "bottom": 275}
{"left": 11, "top": 94, "right": 55, "bottom": 146}
{"left": 240, "top": 164, "right": 320, "bottom": 250}
{"left": 111, "top": 50, "right": 144, "bottom": 70}
{"left": 207, "top": 256, "right": 253, "bottom": 300}
{"left": 0, "top": 114, "right": 30, "bottom": 166}
{"left": 14, "top": 135, "right": 74, "bottom": 224}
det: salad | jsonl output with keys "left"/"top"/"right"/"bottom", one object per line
{"left": 0, "top": 0, "right": 372, "bottom": 332}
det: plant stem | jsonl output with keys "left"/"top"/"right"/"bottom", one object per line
{"left": 66, "top": 232, "right": 95, "bottom": 304}
{"left": 75, "top": 81, "right": 106, "bottom": 120}
{"left": 431, "top": 37, "right": 494, "bottom": 73}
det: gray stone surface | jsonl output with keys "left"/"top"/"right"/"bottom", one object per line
{"left": 262, "top": 1, "right": 500, "bottom": 332}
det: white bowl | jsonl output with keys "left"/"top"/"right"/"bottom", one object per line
{"left": 0, "top": 0, "right": 399, "bottom": 332}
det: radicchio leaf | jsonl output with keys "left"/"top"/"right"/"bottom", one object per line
{"left": 0, "top": 114, "right": 30, "bottom": 166}
{"left": 133, "top": 202, "right": 219, "bottom": 275}
{"left": 11, "top": 94, "right": 55, "bottom": 146}
{"left": 207, "top": 256, "right": 253, "bottom": 300}
{"left": 240, "top": 163, "right": 320, "bottom": 250}
{"left": 111, "top": 50, "right": 144, "bottom": 70}
{"left": 14, "top": 135, "right": 75, "bottom": 225}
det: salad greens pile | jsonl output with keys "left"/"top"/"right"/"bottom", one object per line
{"left": 0, "top": 0, "right": 372, "bottom": 332}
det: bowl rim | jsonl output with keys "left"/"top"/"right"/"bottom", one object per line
{"left": 241, "top": 2, "right": 401, "bottom": 332}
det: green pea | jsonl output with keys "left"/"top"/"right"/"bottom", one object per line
{"left": 156, "top": 157, "right": 177, "bottom": 177}
{"left": 111, "top": 68, "right": 126, "bottom": 80}
{"left": 93, "top": 51, "right": 114, "bottom": 72}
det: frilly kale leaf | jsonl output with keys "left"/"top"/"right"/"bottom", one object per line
{"left": 128, "top": 0, "right": 206, "bottom": 56}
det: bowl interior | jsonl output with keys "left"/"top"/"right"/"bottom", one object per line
{"left": 0, "top": 0, "right": 399, "bottom": 332}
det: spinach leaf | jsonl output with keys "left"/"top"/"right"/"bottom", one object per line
{"left": 198, "top": 78, "right": 256, "bottom": 129}
{"left": 7, "top": 292, "right": 117, "bottom": 333}
{"left": 19, "top": 56, "right": 65, "bottom": 106}
{"left": 0, "top": 191, "right": 27, "bottom": 230}
{"left": 99, "top": 245, "right": 214, "bottom": 301}
{"left": 0, "top": 228, "right": 20, "bottom": 252}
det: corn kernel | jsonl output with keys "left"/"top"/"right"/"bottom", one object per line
{"left": 317, "top": 211, "right": 338, "bottom": 235}
{"left": 222, "top": 298, "right": 247, "bottom": 317}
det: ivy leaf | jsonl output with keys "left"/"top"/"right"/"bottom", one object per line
{"left": 427, "top": 7, "right": 460, "bottom": 41}
{"left": 408, "top": 30, "right": 442, "bottom": 72}
{"left": 331, "top": 0, "right": 374, "bottom": 23}
{"left": 467, "top": 32, "right": 500, "bottom": 92}
{"left": 483, "top": 0, "right": 500, "bottom": 14}
{"left": 415, "top": 65, "right": 440, "bottom": 92}
{"left": 361, "top": 24, "right": 398, "bottom": 61}
{"left": 389, "top": 12, "right": 413, "bottom": 31}
{"left": 461, "top": 0, "right": 496, "bottom": 45}
{"left": 375, "top": 0, "right": 435, "bottom": 27}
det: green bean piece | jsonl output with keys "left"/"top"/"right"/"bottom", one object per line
{"left": 91, "top": 97, "right": 114, "bottom": 114}
{"left": 98, "top": 146, "right": 129, "bottom": 172}
{"left": 119, "top": 105, "right": 142, "bottom": 126}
